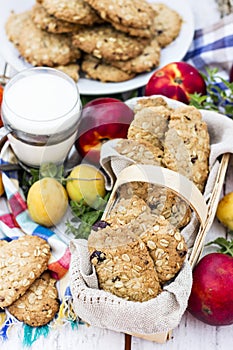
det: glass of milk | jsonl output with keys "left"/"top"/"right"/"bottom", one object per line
{"left": 1, "top": 67, "right": 82, "bottom": 167}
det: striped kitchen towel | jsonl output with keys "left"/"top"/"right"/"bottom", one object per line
{"left": 184, "top": 13, "right": 233, "bottom": 79}
{"left": 0, "top": 141, "right": 77, "bottom": 345}
{"left": 0, "top": 142, "right": 70, "bottom": 280}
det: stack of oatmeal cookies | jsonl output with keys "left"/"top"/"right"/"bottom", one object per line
{"left": 0, "top": 236, "right": 59, "bottom": 326}
{"left": 88, "top": 97, "right": 210, "bottom": 302}
{"left": 5, "top": 0, "right": 182, "bottom": 82}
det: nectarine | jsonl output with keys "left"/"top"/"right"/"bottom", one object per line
{"left": 145, "top": 62, "right": 206, "bottom": 104}
{"left": 75, "top": 98, "right": 134, "bottom": 165}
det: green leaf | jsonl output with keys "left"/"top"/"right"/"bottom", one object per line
{"left": 81, "top": 210, "right": 102, "bottom": 225}
{"left": 66, "top": 192, "right": 110, "bottom": 239}
{"left": 189, "top": 67, "right": 233, "bottom": 118}
{"left": 70, "top": 199, "right": 89, "bottom": 217}
{"left": 39, "top": 162, "right": 58, "bottom": 178}
{"left": 206, "top": 237, "right": 233, "bottom": 257}
{"left": 92, "top": 192, "right": 111, "bottom": 210}
{"left": 65, "top": 219, "right": 91, "bottom": 239}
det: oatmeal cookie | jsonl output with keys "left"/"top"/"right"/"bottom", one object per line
{"left": 37, "top": 0, "right": 102, "bottom": 25}
{"left": 31, "top": 3, "right": 81, "bottom": 33}
{"left": 8, "top": 271, "right": 59, "bottom": 327}
{"left": 105, "top": 182, "right": 189, "bottom": 234}
{"left": 163, "top": 106, "right": 210, "bottom": 192}
{"left": 108, "top": 39, "right": 161, "bottom": 74}
{"left": 55, "top": 63, "right": 80, "bottom": 82}
{"left": 85, "top": 0, "right": 155, "bottom": 29}
{"left": 118, "top": 213, "right": 188, "bottom": 283}
{"left": 118, "top": 182, "right": 191, "bottom": 229}
{"left": 72, "top": 25, "right": 148, "bottom": 62}
{"left": 14, "top": 12, "right": 81, "bottom": 66}
{"left": 127, "top": 106, "right": 171, "bottom": 148}
{"left": 114, "top": 138, "right": 163, "bottom": 166}
{"left": 133, "top": 96, "right": 170, "bottom": 112}
{"left": 81, "top": 54, "right": 135, "bottom": 82}
{"left": 152, "top": 3, "right": 182, "bottom": 47}
{"left": 97, "top": 211, "right": 187, "bottom": 285}
{"left": 110, "top": 21, "right": 155, "bottom": 38}
{"left": 106, "top": 195, "right": 151, "bottom": 226}
{"left": 0, "top": 235, "right": 51, "bottom": 308}
{"left": 5, "top": 11, "right": 31, "bottom": 46}
{"left": 136, "top": 221, "right": 188, "bottom": 283}
{"left": 148, "top": 189, "right": 191, "bottom": 229}
{"left": 88, "top": 226, "right": 161, "bottom": 302}
{"left": 0, "top": 240, "right": 8, "bottom": 248}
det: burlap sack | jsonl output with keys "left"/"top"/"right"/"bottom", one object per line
{"left": 69, "top": 96, "right": 233, "bottom": 335}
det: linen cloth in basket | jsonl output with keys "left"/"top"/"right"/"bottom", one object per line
{"left": 69, "top": 96, "right": 233, "bottom": 335}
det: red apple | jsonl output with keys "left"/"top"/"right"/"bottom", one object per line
{"left": 187, "top": 252, "right": 233, "bottom": 326}
{"left": 145, "top": 62, "right": 207, "bottom": 104}
{"left": 230, "top": 64, "right": 233, "bottom": 83}
{"left": 75, "top": 97, "right": 134, "bottom": 165}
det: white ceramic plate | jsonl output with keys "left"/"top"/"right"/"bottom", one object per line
{"left": 0, "top": 0, "right": 194, "bottom": 95}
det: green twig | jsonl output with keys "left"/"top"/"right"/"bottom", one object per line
{"left": 206, "top": 237, "right": 233, "bottom": 257}
{"left": 189, "top": 67, "right": 233, "bottom": 118}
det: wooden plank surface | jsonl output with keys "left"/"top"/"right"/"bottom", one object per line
{"left": 1, "top": 1, "right": 233, "bottom": 349}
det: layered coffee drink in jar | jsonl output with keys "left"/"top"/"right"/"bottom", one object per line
{"left": 1, "top": 67, "right": 82, "bottom": 167}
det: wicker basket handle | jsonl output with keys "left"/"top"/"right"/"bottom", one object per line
{"left": 103, "top": 164, "right": 208, "bottom": 227}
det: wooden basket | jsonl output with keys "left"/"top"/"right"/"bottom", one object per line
{"left": 102, "top": 153, "right": 230, "bottom": 344}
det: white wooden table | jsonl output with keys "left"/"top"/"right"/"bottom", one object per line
{"left": 0, "top": 1, "right": 233, "bottom": 349}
